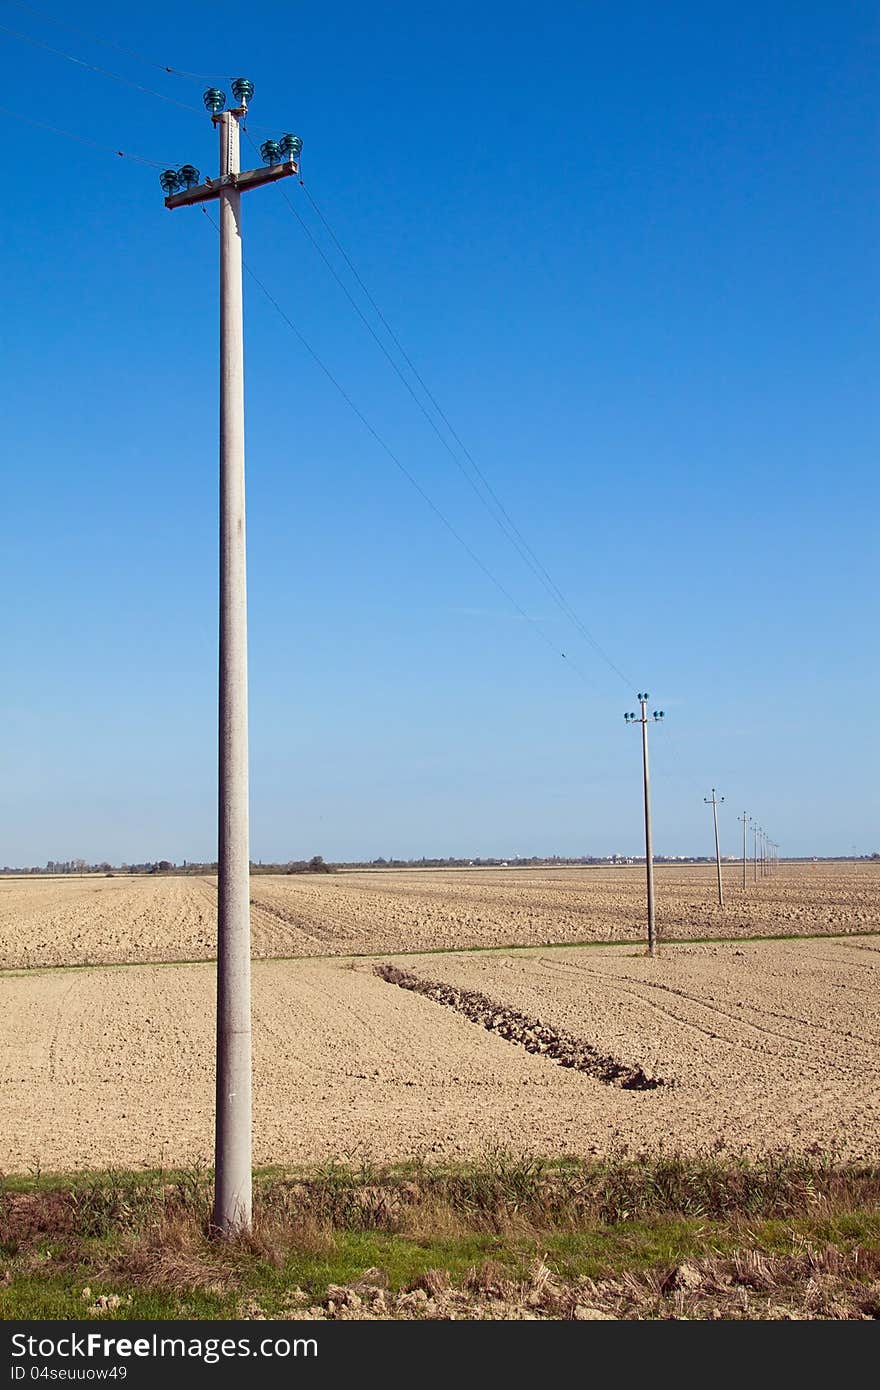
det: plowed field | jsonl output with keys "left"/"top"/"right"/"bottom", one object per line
{"left": 2, "top": 865, "right": 877, "bottom": 1174}
{"left": 1, "top": 935, "right": 878, "bottom": 1172}
{"left": 1, "top": 861, "right": 876, "bottom": 969}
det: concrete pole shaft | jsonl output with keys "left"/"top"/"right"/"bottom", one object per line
{"left": 214, "top": 109, "right": 253, "bottom": 1234}
{"left": 711, "top": 794, "right": 724, "bottom": 908}
{"left": 641, "top": 700, "right": 656, "bottom": 955}
{"left": 742, "top": 814, "right": 747, "bottom": 892}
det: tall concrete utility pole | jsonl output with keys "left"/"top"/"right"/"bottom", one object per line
{"left": 162, "top": 84, "right": 302, "bottom": 1235}
{"left": 739, "top": 812, "right": 748, "bottom": 891}
{"left": 624, "top": 696, "right": 664, "bottom": 956}
{"left": 753, "top": 822, "right": 759, "bottom": 884}
{"left": 704, "top": 789, "right": 724, "bottom": 907}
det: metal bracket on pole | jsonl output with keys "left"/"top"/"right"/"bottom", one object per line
{"left": 164, "top": 159, "right": 299, "bottom": 210}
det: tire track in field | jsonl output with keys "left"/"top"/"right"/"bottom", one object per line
{"left": 539, "top": 955, "right": 880, "bottom": 1052}
{"left": 797, "top": 946, "right": 880, "bottom": 973}
{"left": 534, "top": 957, "right": 857, "bottom": 1077}
{"left": 249, "top": 888, "right": 354, "bottom": 951}
{"left": 531, "top": 957, "right": 751, "bottom": 1056}
{"left": 541, "top": 957, "right": 824, "bottom": 1050}
{"left": 46, "top": 977, "right": 79, "bottom": 1082}
{"left": 797, "top": 975, "right": 878, "bottom": 1000}
{"left": 247, "top": 894, "right": 332, "bottom": 953}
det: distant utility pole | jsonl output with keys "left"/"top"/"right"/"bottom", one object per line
{"left": 624, "top": 696, "right": 664, "bottom": 956}
{"left": 704, "top": 789, "right": 725, "bottom": 907}
{"left": 162, "top": 83, "right": 302, "bottom": 1236}
{"left": 739, "top": 812, "right": 748, "bottom": 890}
{"left": 753, "top": 822, "right": 759, "bottom": 884}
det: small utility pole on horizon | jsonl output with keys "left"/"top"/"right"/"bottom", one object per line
{"left": 704, "top": 789, "right": 725, "bottom": 907}
{"left": 753, "top": 822, "right": 759, "bottom": 884}
{"left": 739, "top": 812, "right": 748, "bottom": 891}
{"left": 624, "top": 696, "right": 664, "bottom": 956}
{"left": 162, "top": 83, "right": 302, "bottom": 1236}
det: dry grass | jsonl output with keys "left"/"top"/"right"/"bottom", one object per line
{"left": 3, "top": 1153, "right": 879, "bottom": 1319}
{"left": 4, "top": 1149, "right": 879, "bottom": 1246}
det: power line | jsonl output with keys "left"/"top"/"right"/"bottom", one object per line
{"left": 0, "top": 10, "right": 286, "bottom": 134}
{"left": 0, "top": 103, "right": 174, "bottom": 168}
{"left": 1, "top": 0, "right": 221, "bottom": 79}
{"left": 3, "top": 12, "right": 630, "bottom": 695}
{"left": 648, "top": 714, "right": 706, "bottom": 794}
{"left": 297, "top": 176, "right": 637, "bottom": 691}
{"left": 250, "top": 127, "right": 634, "bottom": 691}
{"left": 200, "top": 206, "right": 596, "bottom": 691}
{"left": 0, "top": 21, "right": 205, "bottom": 113}
{"left": 0, "top": 19, "right": 599, "bottom": 696}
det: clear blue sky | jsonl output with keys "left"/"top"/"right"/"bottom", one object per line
{"left": 2, "top": 1, "right": 877, "bottom": 864}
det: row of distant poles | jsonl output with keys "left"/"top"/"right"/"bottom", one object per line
{"left": 625, "top": 698, "right": 779, "bottom": 956}
{"left": 712, "top": 798, "right": 779, "bottom": 904}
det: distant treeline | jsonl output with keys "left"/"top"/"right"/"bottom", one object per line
{"left": 2, "top": 853, "right": 876, "bottom": 876}
{"left": 336, "top": 854, "right": 880, "bottom": 869}
{"left": 4, "top": 856, "right": 335, "bottom": 876}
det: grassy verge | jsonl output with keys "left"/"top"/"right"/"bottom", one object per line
{"left": 2, "top": 1151, "right": 879, "bottom": 1320}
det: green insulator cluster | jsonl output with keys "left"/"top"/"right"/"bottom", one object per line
{"left": 231, "top": 77, "right": 255, "bottom": 106}
{"left": 260, "top": 139, "right": 282, "bottom": 166}
{"left": 160, "top": 169, "right": 181, "bottom": 195}
{"left": 203, "top": 88, "right": 226, "bottom": 114}
{"left": 280, "top": 133, "right": 303, "bottom": 160}
{"left": 178, "top": 164, "right": 200, "bottom": 189}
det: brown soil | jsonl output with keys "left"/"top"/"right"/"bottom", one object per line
{"left": 1, "top": 861, "right": 877, "bottom": 970}
{"left": 288, "top": 1248, "right": 880, "bottom": 1320}
{"left": 1, "top": 934, "right": 878, "bottom": 1173}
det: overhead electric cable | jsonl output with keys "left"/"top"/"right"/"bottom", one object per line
{"left": 0, "top": 22, "right": 205, "bottom": 113}
{"left": 650, "top": 718, "right": 714, "bottom": 799}
{"left": 246, "top": 131, "right": 634, "bottom": 691}
{"left": 0, "top": 9, "right": 285, "bottom": 133}
{"left": 2, "top": 0, "right": 222, "bottom": 79}
{"left": 0, "top": 103, "right": 174, "bottom": 167}
{"left": 298, "top": 178, "right": 636, "bottom": 691}
{"left": 200, "top": 207, "right": 595, "bottom": 691}
{"left": 2, "top": 11, "right": 633, "bottom": 694}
